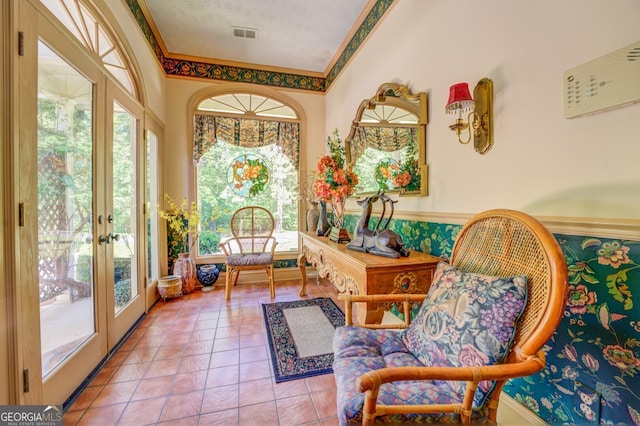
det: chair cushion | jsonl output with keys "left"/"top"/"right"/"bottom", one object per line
{"left": 225, "top": 252, "right": 273, "bottom": 266}
{"left": 333, "top": 326, "right": 489, "bottom": 424}
{"left": 401, "top": 261, "right": 528, "bottom": 406}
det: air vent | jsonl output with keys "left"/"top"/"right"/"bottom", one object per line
{"left": 233, "top": 27, "right": 257, "bottom": 39}
{"left": 627, "top": 47, "right": 640, "bottom": 61}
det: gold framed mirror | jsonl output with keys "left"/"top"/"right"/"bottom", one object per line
{"left": 345, "top": 83, "right": 428, "bottom": 196}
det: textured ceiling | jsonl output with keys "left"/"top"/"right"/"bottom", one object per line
{"left": 142, "top": 0, "right": 370, "bottom": 73}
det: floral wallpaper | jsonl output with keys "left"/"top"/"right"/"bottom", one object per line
{"left": 343, "top": 213, "right": 640, "bottom": 425}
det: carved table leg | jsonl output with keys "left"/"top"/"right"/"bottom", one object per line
{"left": 297, "top": 252, "right": 307, "bottom": 296}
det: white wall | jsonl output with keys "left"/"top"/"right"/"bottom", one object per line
{"left": 326, "top": 0, "right": 640, "bottom": 220}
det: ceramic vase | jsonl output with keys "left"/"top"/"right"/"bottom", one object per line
{"left": 173, "top": 252, "right": 198, "bottom": 294}
{"left": 306, "top": 201, "right": 320, "bottom": 232}
{"left": 197, "top": 264, "right": 220, "bottom": 292}
{"left": 316, "top": 201, "right": 330, "bottom": 236}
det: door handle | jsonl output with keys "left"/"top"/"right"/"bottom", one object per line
{"left": 98, "top": 233, "right": 120, "bottom": 244}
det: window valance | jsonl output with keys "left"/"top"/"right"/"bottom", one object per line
{"left": 193, "top": 114, "right": 300, "bottom": 169}
{"left": 350, "top": 127, "right": 416, "bottom": 163}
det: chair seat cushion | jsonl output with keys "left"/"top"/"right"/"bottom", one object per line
{"left": 226, "top": 252, "right": 273, "bottom": 266}
{"left": 333, "top": 326, "right": 489, "bottom": 424}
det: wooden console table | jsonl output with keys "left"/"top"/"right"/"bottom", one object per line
{"left": 297, "top": 231, "right": 442, "bottom": 324}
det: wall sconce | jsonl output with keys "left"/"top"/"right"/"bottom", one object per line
{"left": 445, "top": 78, "right": 493, "bottom": 154}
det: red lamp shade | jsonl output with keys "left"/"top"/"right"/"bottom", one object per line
{"left": 445, "top": 82, "right": 474, "bottom": 114}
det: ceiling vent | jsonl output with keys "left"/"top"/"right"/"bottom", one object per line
{"left": 233, "top": 27, "right": 257, "bottom": 39}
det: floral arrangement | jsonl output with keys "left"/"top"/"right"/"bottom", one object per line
{"left": 312, "top": 129, "right": 358, "bottom": 227}
{"left": 391, "top": 139, "right": 420, "bottom": 191}
{"left": 158, "top": 194, "right": 203, "bottom": 253}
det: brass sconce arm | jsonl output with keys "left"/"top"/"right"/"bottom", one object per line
{"left": 449, "top": 116, "right": 471, "bottom": 144}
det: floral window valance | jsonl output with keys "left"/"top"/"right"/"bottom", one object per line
{"left": 193, "top": 114, "right": 300, "bottom": 169}
{"left": 351, "top": 127, "right": 416, "bottom": 163}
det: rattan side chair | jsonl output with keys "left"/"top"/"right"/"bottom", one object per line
{"left": 333, "top": 209, "right": 569, "bottom": 424}
{"left": 219, "top": 206, "right": 277, "bottom": 301}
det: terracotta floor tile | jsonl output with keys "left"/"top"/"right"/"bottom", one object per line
{"left": 118, "top": 396, "right": 165, "bottom": 425}
{"left": 238, "top": 400, "right": 278, "bottom": 426}
{"left": 154, "top": 343, "right": 187, "bottom": 360}
{"left": 144, "top": 357, "right": 181, "bottom": 378}
{"left": 206, "top": 365, "right": 239, "bottom": 388}
{"left": 198, "top": 408, "right": 239, "bottom": 425}
{"left": 273, "top": 379, "right": 308, "bottom": 400}
{"left": 239, "top": 345, "right": 268, "bottom": 363}
{"left": 75, "top": 402, "right": 126, "bottom": 426}
{"left": 108, "top": 361, "right": 150, "bottom": 383}
{"left": 159, "top": 390, "right": 204, "bottom": 422}
{"left": 239, "top": 359, "right": 272, "bottom": 382}
{"left": 305, "top": 373, "right": 336, "bottom": 392}
{"left": 171, "top": 370, "right": 208, "bottom": 394}
{"left": 183, "top": 340, "right": 214, "bottom": 356}
{"left": 209, "top": 349, "right": 239, "bottom": 368}
{"left": 238, "top": 378, "right": 275, "bottom": 406}
{"left": 201, "top": 383, "right": 239, "bottom": 413}
{"left": 276, "top": 393, "right": 319, "bottom": 425}
{"left": 311, "top": 388, "right": 338, "bottom": 419}
{"left": 123, "top": 346, "right": 158, "bottom": 364}
{"left": 91, "top": 380, "right": 138, "bottom": 407}
{"left": 65, "top": 279, "right": 345, "bottom": 426}
{"left": 66, "top": 385, "right": 102, "bottom": 412}
{"left": 131, "top": 374, "right": 173, "bottom": 400}
{"left": 212, "top": 337, "right": 240, "bottom": 352}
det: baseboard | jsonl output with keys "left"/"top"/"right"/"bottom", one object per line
{"left": 498, "top": 392, "right": 547, "bottom": 425}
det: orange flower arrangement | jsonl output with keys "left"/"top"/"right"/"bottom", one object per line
{"left": 312, "top": 129, "right": 358, "bottom": 228}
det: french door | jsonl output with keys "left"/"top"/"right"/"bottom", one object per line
{"left": 17, "top": 3, "right": 145, "bottom": 404}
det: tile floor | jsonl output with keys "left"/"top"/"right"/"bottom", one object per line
{"left": 64, "top": 277, "right": 342, "bottom": 426}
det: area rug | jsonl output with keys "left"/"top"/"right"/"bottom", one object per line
{"left": 262, "top": 297, "right": 345, "bottom": 382}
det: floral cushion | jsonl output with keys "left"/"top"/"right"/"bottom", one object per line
{"left": 333, "top": 326, "right": 489, "bottom": 424}
{"left": 401, "top": 261, "right": 528, "bottom": 407}
{"left": 225, "top": 252, "right": 272, "bottom": 266}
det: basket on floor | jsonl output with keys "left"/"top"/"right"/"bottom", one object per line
{"left": 157, "top": 275, "right": 183, "bottom": 301}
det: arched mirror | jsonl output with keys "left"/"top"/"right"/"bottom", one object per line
{"left": 345, "top": 83, "right": 428, "bottom": 196}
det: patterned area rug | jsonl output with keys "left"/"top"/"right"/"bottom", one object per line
{"left": 262, "top": 297, "right": 345, "bottom": 383}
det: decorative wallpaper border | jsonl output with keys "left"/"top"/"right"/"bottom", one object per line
{"left": 123, "top": 0, "right": 395, "bottom": 92}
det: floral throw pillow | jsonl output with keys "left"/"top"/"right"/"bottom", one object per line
{"left": 401, "top": 261, "right": 528, "bottom": 405}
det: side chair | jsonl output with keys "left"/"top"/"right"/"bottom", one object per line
{"left": 219, "top": 206, "right": 277, "bottom": 301}
{"left": 332, "top": 209, "right": 569, "bottom": 424}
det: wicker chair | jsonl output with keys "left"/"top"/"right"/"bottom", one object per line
{"left": 333, "top": 209, "right": 568, "bottom": 424}
{"left": 219, "top": 206, "right": 277, "bottom": 301}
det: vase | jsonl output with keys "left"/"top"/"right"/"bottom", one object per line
{"left": 306, "top": 201, "right": 320, "bottom": 232}
{"left": 328, "top": 197, "right": 350, "bottom": 243}
{"left": 173, "top": 252, "right": 198, "bottom": 294}
{"left": 197, "top": 264, "right": 220, "bottom": 292}
{"left": 316, "top": 201, "right": 330, "bottom": 236}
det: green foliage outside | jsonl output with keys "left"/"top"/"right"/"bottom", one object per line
{"left": 196, "top": 141, "right": 299, "bottom": 255}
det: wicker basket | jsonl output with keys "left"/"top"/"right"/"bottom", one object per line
{"left": 157, "top": 275, "right": 183, "bottom": 301}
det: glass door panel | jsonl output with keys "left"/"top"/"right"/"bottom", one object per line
{"left": 146, "top": 130, "right": 160, "bottom": 283}
{"left": 37, "top": 41, "right": 95, "bottom": 377}
{"left": 112, "top": 102, "right": 138, "bottom": 314}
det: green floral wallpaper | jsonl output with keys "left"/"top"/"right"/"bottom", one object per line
{"left": 343, "top": 213, "right": 640, "bottom": 425}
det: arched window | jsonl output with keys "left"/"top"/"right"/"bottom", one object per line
{"left": 40, "top": 0, "right": 138, "bottom": 96}
{"left": 193, "top": 93, "right": 301, "bottom": 257}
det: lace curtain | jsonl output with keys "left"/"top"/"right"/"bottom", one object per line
{"left": 193, "top": 114, "right": 300, "bottom": 169}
